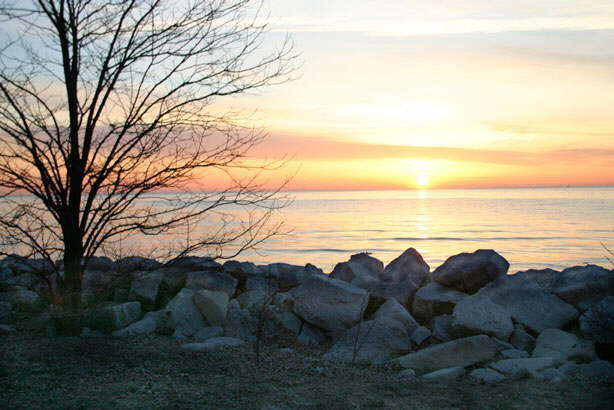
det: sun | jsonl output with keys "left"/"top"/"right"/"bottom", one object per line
{"left": 416, "top": 174, "right": 429, "bottom": 188}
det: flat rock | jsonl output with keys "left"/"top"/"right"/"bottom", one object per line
{"left": 290, "top": 275, "right": 368, "bottom": 335}
{"left": 166, "top": 288, "right": 207, "bottom": 338}
{"left": 559, "top": 360, "right": 614, "bottom": 378}
{"left": 182, "top": 337, "right": 245, "bottom": 351}
{"left": 192, "top": 289, "right": 229, "bottom": 326}
{"left": 579, "top": 296, "right": 614, "bottom": 343}
{"left": 421, "top": 366, "right": 465, "bottom": 382}
{"left": 193, "top": 326, "right": 224, "bottom": 341}
{"left": 476, "top": 274, "right": 578, "bottom": 334}
{"left": 532, "top": 328, "right": 596, "bottom": 364}
{"left": 452, "top": 294, "right": 513, "bottom": 340}
{"left": 469, "top": 368, "right": 506, "bottom": 383}
{"left": 396, "top": 334, "right": 497, "bottom": 374}
{"left": 412, "top": 282, "right": 467, "bottom": 324}
{"left": 489, "top": 357, "right": 555, "bottom": 377}
{"left": 185, "top": 270, "right": 238, "bottom": 298}
{"left": 432, "top": 249, "right": 509, "bottom": 294}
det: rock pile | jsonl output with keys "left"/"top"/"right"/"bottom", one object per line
{"left": 1, "top": 249, "right": 613, "bottom": 382}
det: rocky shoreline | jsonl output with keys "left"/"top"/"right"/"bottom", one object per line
{"left": 1, "top": 248, "right": 613, "bottom": 383}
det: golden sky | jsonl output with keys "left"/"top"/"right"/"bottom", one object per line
{"left": 223, "top": 0, "right": 614, "bottom": 190}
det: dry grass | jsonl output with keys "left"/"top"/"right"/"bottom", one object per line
{"left": 1, "top": 334, "right": 612, "bottom": 409}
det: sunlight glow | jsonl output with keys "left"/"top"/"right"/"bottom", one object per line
{"left": 416, "top": 174, "right": 429, "bottom": 188}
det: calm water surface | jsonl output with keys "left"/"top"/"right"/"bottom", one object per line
{"left": 235, "top": 187, "right": 614, "bottom": 273}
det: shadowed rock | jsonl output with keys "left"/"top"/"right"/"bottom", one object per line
{"left": 551, "top": 265, "right": 614, "bottom": 311}
{"left": 451, "top": 294, "right": 513, "bottom": 340}
{"left": 579, "top": 296, "right": 614, "bottom": 343}
{"left": 412, "top": 282, "right": 467, "bottom": 324}
{"left": 432, "top": 249, "right": 509, "bottom": 294}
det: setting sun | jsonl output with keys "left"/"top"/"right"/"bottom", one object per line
{"left": 416, "top": 174, "right": 429, "bottom": 188}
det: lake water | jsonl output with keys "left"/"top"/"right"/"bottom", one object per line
{"left": 233, "top": 187, "right": 614, "bottom": 273}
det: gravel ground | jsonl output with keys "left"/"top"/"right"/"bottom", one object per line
{"left": 1, "top": 334, "right": 612, "bottom": 409}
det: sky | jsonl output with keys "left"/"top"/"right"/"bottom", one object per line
{"left": 219, "top": 0, "right": 614, "bottom": 190}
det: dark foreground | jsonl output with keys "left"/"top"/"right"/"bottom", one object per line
{"left": 1, "top": 335, "right": 612, "bottom": 410}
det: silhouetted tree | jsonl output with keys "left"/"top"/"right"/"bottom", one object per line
{"left": 0, "top": 0, "right": 295, "bottom": 320}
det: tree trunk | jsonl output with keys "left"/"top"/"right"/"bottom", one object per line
{"left": 58, "top": 229, "right": 84, "bottom": 335}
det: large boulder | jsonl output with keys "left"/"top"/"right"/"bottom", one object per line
{"left": 373, "top": 298, "right": 419, "bottom": 335}
{"left": 550, "top": 265, "right": 613, "bottom": 311}
{"left": 0, "top": 301, "right": 12, "bottom": 324}
{"left": 383, "top": 248, "right": 430, "bottom": 287}
{"left": 395, "top": 334, "right": 497, "bottom": 375}
{"left": 87, "top": 301, "right": 142, "bottom": 333}
{"left": 451, "top": 294, "right": 513, "bottom": 340}
{"left": 185, "top": 270, "right": 238, "bottom": 298}
{"left": 331, "top": 249, "right": 430, "bottom": 306}
{"left": 323, "top": 316, "right": 412, "bottom": 364}
{"left": 513, "top": 268, "right": 559, "bottom": 291}
{"left": 128, "top": 271, "right": 163, "bottom": 311}
{"left": 432, "top": 250, "right": 509, "bottom": 294}
{"left": 429, "top": 314, "right": 454, "bottom": 342}
{"left": 532, "top": 328, "right": 596, "bottom": 364}
{"left": 266, "top": 263, "right": 324, "bottom": 287}
{"left": 0, "top": 288, "right": 46, "bottom": 313}
{"left": 289, "top": 275, "right": 369, "bottom": 335}
{"left": 116, "top": 257, "right": 161, "bottom": 272}
{"left": 476, "top": 274, "right": 578, "bottom": 334}
{"left": 192, "top": 289, "right": 229, "bottom": 326}
{"left": 579, "top": 296, "right": 614, "bottom": 343}
{"left": 165, "top": 288, "right": 207, "bottom": 338}
{"left": 412, "top": 282, "right": 467, "bottom": 324}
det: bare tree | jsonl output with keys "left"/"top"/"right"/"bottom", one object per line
{"left": 0, "top": 0, "right": 295, "bottom": 320}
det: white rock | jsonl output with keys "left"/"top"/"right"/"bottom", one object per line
{"left": 166, "top": 288, "right": 207, "bottom": 338}
{"left": 532, "top": 328, "right": 596, "bottom": 364}
{"left": 88, "top": 301, "right": 142, "bottom": 333}
{"left": 112, "top": 311, "right": 160, "bottom": 337}
{"left": 489, "top": 357, "right": 555, "bottom": 377}
{"left": 452, "top": 294, "right": 513, "bottom": 340}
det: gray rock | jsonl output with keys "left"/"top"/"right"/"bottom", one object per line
{"left": 452, "top": 294, "right": 513, "bottom": 340}
{"left": 421, "top": 366, "right": 465, "bottom": 382}
{"left": 88, "top": 301, "right": 142, "bottom": 333}
{"left": 223, "top": 260, "right": 262, "bottom": 276}
{"left": 272, "top": 292, "right": 294, "bottom": 312}
{"left": 373, "top": 298, "right": 419, "bottom": 335}
{"left": 323, "top": 316, "right": 412, "bottom": 364}
{"left": 128, "top": 271, "right": 163, "bottom": 311}
{"left": 410, "top": 326, "right": 431, "bottom": 346}
{"left": 491, "top": 338, "right": 515, "bottom": 352}
{"left": 185, "top": 270, "right": 238, "bottom": 298}
{"left": 81, "top": 327, "right": 105, "bottom": 337}
{"left": 383, "top": 247, "right": 430, "bottom": 286}
{"left": 489, "top": 357, "right": 555, "bottom": 377}
{"left": 501, "top": 349, "right": 529, "bottom": 359}
{"left": 579, "top": 296, "right": 614, "bottom": 343}
{"left": 513, "top": 268, "right": 559, "bottom": 291}
{"left": 510, "top": 327, "right": 536, "bottom": 352}
{"left": 432, "top": 249, "right": 509, "bottom": 294}
{"left": 192, "top": 289, "right": 229, "bottom": 326}
{"left": 182, "top": 337, "right": 245, "bottom": 351}
{"left": 297, "top": 323, "right": 326, "bottom": 345}
{"left": 245, "top": 276, "right": 270, "bottom": 292}
{"left": 224, "top": 299, "right": 256, "bottom": 341}
{"left": 160, "top": 268, "right": 188, "bottom": 295}
{"left": 83, "top": 256, "right": 116, "bottom": 271}
{"left": 330, "top": 253, "right": 383, "bottom": 283}
{"left": 266, "top": 263, "right": 323, "bottom": 287}
{"left": 469, "top": 368, "right": 506, "bottom": 383}
{"left": 269, "top": 309, "right": 302, "bottom": 336}
{"left": 166, "top": 288, "right": 207, "bottom": 338}
{"left": 429, "top": 314, "right": 454, "bottom": 342}
{"left": 236, "top": 290, "right": 270, "bottom": 315}
{"left": 396, "top": 335, "right": 497, "bottom": 374}
{"left": 112, "top": 311, "right": 160, "bottom": 337}
{"left": 476, "top": 274, "right": 578, "bottom": 334}
{"left": 532, "top": 328, "right": 596, "bottom": 364}
{"left": 116, "top": 256, "right": 161, "bottom": 272}
{"left": 166, "top": 256, "right": 222, "bottom": 272}
{"left": 193, "top": 326, "right": 224, "bottom": 341}
{"left": 289, "top": 275, "right": 369, "bottom": 335}
{"left": 0, "top": 288, "right": 45, "bottom": 313}
{"left": 551, "top": 265, "right": 614, "bottom": 311}
{"left": 412, "top": 282, "right": 467, "bottom": 324}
